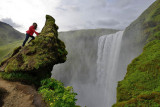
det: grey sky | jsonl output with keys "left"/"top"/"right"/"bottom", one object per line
{"left": 1, "top": 18, "right": 22, "bottom": 28}
{"left": 0, "top": 0, "right": 156, "bottom": 32}
{"left": 56, "top": 0, "right": 156, "bottom": 30}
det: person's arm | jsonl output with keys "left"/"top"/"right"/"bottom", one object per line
{"left": 34, "top": 31, "right": 39, "bottom": 36}
{"left": 31, "top": 26, "right": 39, "bottom": 36}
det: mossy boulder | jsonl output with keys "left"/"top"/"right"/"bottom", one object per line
{"left": 114, "top": 0, "right": 160, "bottom": 106}
{"left": 0, "top": 15, "right": 67, "bottom": 83}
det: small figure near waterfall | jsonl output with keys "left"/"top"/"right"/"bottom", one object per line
{"left": 22, "top": 23, "right": 39, "bottom": 46}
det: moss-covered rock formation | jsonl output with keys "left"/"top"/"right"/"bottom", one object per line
{"left": 114, "top": 0, "right": 160, "bottom": 106}
{"left": 0, "top": 15, "right": 67, "bottom": 84}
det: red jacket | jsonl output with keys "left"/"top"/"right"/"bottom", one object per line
{"left": 26, "top": 25, "right": 39, "bottom": 36}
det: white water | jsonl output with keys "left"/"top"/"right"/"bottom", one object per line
{"left": 97, "top": 31, "right": 124, "bottom": 107}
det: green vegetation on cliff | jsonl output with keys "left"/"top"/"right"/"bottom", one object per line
{"left": 39, "top": 78, "right": 77, "bottom": 107}
{"left": 114, "top": 0, "right": 160, "bottom": 106}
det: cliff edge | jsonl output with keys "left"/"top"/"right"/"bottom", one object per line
{"left": 114, "top": 0, "right": 160, "bottom": 106}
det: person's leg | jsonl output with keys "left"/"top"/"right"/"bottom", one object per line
{"left": 22, "top": 34, "right": 29, "bottom": 46}
{"left": 28, "top": 36, "right": 35, "bottom": 43}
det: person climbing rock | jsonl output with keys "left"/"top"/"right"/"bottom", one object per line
{"left": 22, "top": 23, "right": 39, "bottom": 46}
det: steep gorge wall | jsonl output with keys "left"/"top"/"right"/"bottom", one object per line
{"left": 114, "top": 0, "right": 160, "bottom": 106}
{"left": 116, "top": 1, "right": 156, "bottom": 81}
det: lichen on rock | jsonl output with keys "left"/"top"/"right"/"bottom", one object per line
{"left": 0, "top": 15, "right": 67, "bottom": 83}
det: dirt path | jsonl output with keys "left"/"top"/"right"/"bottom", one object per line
{"left": 0, "top": 78, "right": 46, "bottom": 107}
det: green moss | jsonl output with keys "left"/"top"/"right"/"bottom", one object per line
{"left": 46, "top": 15, "right": 55, "bottom": 23}
{"left": 0, "top": 72, "right": 37, "bottom": 85}
{"left": 5, "top": 59, "right": 22, "bottom": 72}
{"left": 114, "top": 92, "right": 160, "bottom": 107}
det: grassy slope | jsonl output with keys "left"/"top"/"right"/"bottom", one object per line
{"left": 0, "top": 21, "right": 24, "bottom": 61}
{"left": 0, "top": 40, "right": 23, "bottom": 62}
{"left": 0, "top": 22, "right": 24, "bottom": 46}
{"left": 113, "top": 0, "right": 160, "bottom": 106}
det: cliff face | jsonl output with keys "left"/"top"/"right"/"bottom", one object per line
{"left": 0, "top": 15, "right": 67, "bottom": 84}
{"left": 114, "top": 0, "right": 160, "bottom": 106}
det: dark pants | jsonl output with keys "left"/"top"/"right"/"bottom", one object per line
{"left": 22, "top": 34, "right": 35, "bottom": 46}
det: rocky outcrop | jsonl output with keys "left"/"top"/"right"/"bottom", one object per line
{"left": 0, "top": 15, "right": 67, "bottom": 84}
{"left": 114, "top": 0, "right": 160, "bottom": 106}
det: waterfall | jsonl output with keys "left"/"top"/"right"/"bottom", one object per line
{"left": 52, "top": 30, "right": 124, "bottom": 107}
{"left": 97, "top": 31, "right": 124, "bottom": 107}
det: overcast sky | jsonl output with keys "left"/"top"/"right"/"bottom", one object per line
{"left": 0, "top": 0, "right": 156, "bottom": 33}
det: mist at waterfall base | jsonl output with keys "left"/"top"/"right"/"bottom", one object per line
{"left": 52, "top": 31, "right": 130, "bottom": 107}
